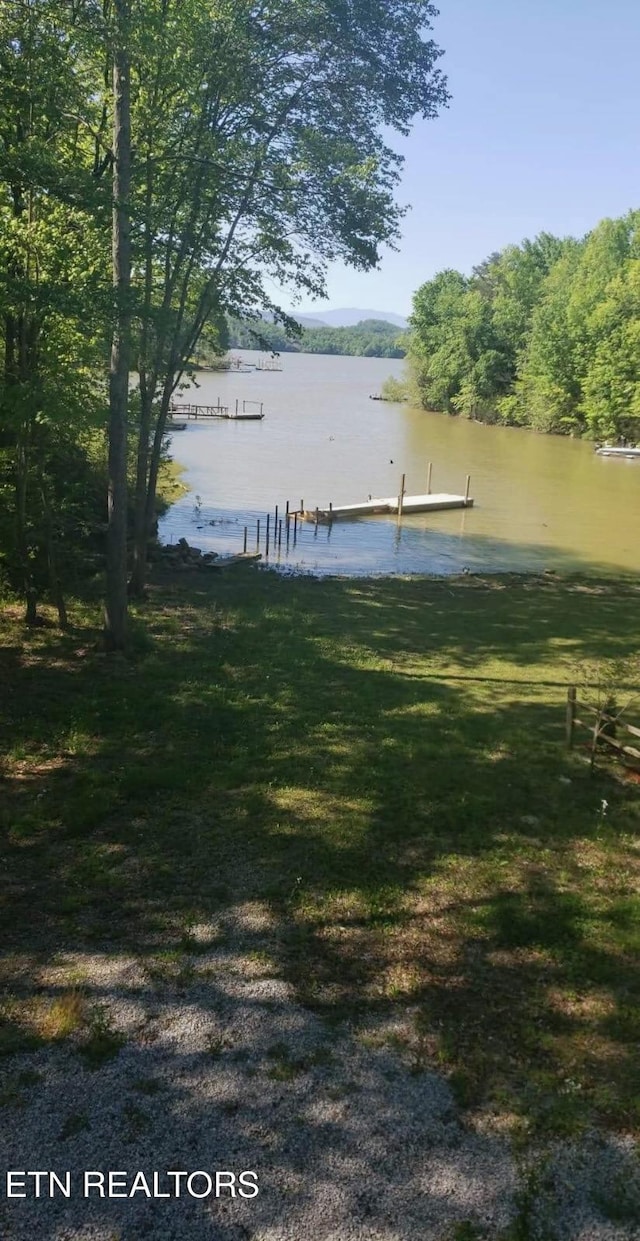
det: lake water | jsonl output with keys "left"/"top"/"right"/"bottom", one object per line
{"left": 159, "top": 350, "right": 640, "bottom": 577}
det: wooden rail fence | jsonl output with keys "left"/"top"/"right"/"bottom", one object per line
{"left": 566, "top": 686, "right": 640, "bottom": 769}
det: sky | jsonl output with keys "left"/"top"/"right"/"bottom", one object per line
{"left": 287, "top": 0, "right": 640, "bottom": 318}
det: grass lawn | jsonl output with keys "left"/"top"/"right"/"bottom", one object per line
{"left": 1, "top": 567, "right": 639, "bottom": 1143}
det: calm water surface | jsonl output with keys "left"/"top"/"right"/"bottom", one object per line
{"left": 160, "top": 351, "right": 640, "bottom": 577}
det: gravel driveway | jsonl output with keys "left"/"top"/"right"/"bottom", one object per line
{"left": 1, "top": 902, "right": 639, "bottom": 1240}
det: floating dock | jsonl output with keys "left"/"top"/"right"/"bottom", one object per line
{"left": 298, "top": 469, "right": 473, "bottom": 522}
{"left": 595, "top": 445, "right": 640, "bottom": 459}
{"left": 301, "top": 493, "right": 473, "bottom": 522}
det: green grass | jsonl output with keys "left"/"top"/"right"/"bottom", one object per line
{"left": 1, "top": 568, "right": 639, "bottom": 1138}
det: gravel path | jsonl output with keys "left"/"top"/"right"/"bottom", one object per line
{"left": 1, "top": 903, "right": 639, "bottom": 1240}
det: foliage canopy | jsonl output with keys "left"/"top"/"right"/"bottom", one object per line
{"left": 409, "top": 212, "right": 640, "bottom": 441}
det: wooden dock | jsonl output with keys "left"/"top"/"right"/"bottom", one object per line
{"left": 301, "top": 493, "right": 473, "bottom": 522}
{"left": 298, "top": 469, "right": 473, "bottom": 523}
{"left": 169, "top": 399, "right": 264, "bottom": 421}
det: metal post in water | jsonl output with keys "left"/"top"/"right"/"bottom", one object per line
{"left": 266, "top": 512, "right": 270, "bottom": 553}
{"left": 274, "top": 504, "right": 278, "bottom": 531}
{"left": 465, "top": 474, "right": 471, "bottom": 504}
{"left": 278, "top": 519, "right": 282, "bottom": 547}
{"left": 256, "top": 518, "right": 260, "bottom": 547}
{"left": 243, "top": 526, "right": 247, "bottom": 553}
{"left": 427, "top": 461, "right": 433, "bottom": 495}
{"left": 398, "top": 473, "right": 406, "bottom": 517}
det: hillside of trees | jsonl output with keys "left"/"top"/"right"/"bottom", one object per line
{"left": 226, "top": 317, "right": 406, "bottom": 358}
{"left": 409, "top": 211, "right": 640, "bottom": 441}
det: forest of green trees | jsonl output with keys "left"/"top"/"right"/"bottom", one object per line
{"left": 226, "top": 317, "right": 406, "bottom": 358}
{"left": 0, "top": 0, "right": 446, "bottom": 641}
{"left": 409, "top": 211, "right": 640, "bottom": 441}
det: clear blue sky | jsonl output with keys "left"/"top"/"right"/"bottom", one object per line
{"left": 290, "top": 0, "right": 640, "bottom": 318}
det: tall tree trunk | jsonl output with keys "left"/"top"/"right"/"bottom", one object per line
{"left": 129, "top": 387, "right": 153, "bottom": 597}
{"left": 104, "top": 0, "right": 131, "bottom": 651}
{"left": 144, "top": 380, "right": 174, "bottom": 542}
{"left": 128, "top": 153, "right": 156, "bottom": 600}
{"left": 15, "top": 429, "right": 38, "bottom": 627}
{"left": 40, "top": 478, "right": 69, "bottom": 630}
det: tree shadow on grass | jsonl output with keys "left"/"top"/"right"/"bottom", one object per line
{"left": 1, "top": 569, "right": 639, "bottom": 1145}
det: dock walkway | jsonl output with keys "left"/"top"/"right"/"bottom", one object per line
{"left": 300, "top": 491, "right": 473, "bottom": 523}
{"left": 169, "top": 400, "right": 264, "bottom": 421}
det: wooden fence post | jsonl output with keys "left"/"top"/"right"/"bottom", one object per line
{"left": 566, "top": 686, "right": 577, "bottom": 748}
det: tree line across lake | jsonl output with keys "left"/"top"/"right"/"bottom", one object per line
{"left": 226, "top": 317, "right": 406, "bottom": 358}
{"left": 407, "top": 211, "right": 640, "bottom": 442}
{"left": 218, "top": 208, "right": 640, "bottom": 445}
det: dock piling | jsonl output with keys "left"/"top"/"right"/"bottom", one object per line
{"left": 266, "top": 513, "right": 270, "bottom": 554}
{"left": 398, "top": 472, "right": 406, "bottom": 517}
{"left": 465, "top": 474, "right": 471, "bottom": 503}
{"left": 243, "top": 526, "right": 247, "bottom": 553}
{"left": 256, "top": 518, "right": 260, "bottom": 548}
{"left": 427, "top": 461, "right": 433, "bottom": 494}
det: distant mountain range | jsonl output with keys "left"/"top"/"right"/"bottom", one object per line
{"left": 293, "top": 307, "right": 409, "bottom": 330}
